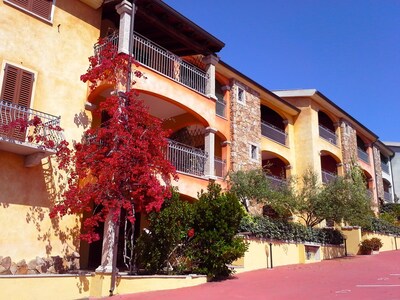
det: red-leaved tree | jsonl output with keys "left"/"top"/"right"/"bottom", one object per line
{"left": 49, "top": 38, "right": 177, "bottom": 245}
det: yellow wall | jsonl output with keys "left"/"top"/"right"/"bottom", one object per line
{"left": 0, "top": 273, "right": 207, "bottom": 299}
{"left": 0, "top": 275, "right": 92, "bottom": 300}
{"left": 340, "top": 227, "right": 399, "bottom": 255}
{"left": 0, "top": 0, "right": 100, "bottom": 261}
{"left": 291, "top": 98, "right": 319, "bottom": 178}
{"left": 340, "top": 227, "right": 362, "bottom": 256}
{"left": 362, "top": 232, "right": 399, "bottom": 252}
{"left": 234, "top": 238, "right": 345, "bottom": 273}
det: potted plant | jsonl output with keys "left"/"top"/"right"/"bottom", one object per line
{"left": 360, "top": 238, "right": 383, "bottom": 255}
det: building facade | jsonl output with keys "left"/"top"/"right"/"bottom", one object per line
{"left": 0, "top": 0, "right": 398, "bottom": 279}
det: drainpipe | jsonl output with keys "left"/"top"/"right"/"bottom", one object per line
{"left": 389, "top": 154, "right": 396, "bottom": 203}
{"left": 371, "top": 141, "right": 380, "bottom": 210}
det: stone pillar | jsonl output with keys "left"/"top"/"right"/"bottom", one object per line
{"left": 202, "top": 55, "right": 219, "bottom": 100}
{"left": 116, "top": 0, "right": 134, "bottom": 55}
{"left": 205, "top": 127, "right": 217, "bottom": 179}
{"left": 96, "top": 212, "right": 119, "bottom": 273}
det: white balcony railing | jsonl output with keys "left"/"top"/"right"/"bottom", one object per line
{"left": 321, "top": 170, "right": 337, "bottom": 184}
{"left": 166, "top": 139, "right": 208, "bottom": 177}
{"left": 319, "top": 125, "right": 337, "bottom": 145}
{"left": 381, "top": 163, "right": 390, "bottom": 174}
{"left": 0, "top": 100, "right": 62, "bottom": 153}
{"left": 357, "top": 148, "right": 370, "bottom": 164}
{"left": 261, "top": 121, "right": 287, "bottom": 146}
{"left": 94, "top": 32, "right": 209, "bottom": 96}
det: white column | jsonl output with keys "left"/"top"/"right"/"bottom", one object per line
{"left": 205, "top": 127, "right": 217, "bottom": 179}
{"left": 116, "top": 1, "right": 134, "bottom": 54}
{"left": 202, "top": 55, "right": 219, "bottom": 100}
{"left": 96, "top": 212, "right": 119, "bottom": 273}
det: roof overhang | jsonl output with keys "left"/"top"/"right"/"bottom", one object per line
{"left": 375, "top": 140, "right": 394, "bottom": 157}
{"left": 218, "top": 61, "right": 300, "bottom": 117}
{"left": 102, "top": 0, "right": 225, "bottom": 56}
{"left": 273, "top": 89, "right": 379, "bottom": 141}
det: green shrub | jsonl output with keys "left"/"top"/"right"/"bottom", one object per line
{"left": 240, "top": 215, "right": 343, "bottom": 245}
{"left": 186, "top": 183, "right": 248, "bottom": 278}
{"left": 136, "top": 183, "right": 248, "bottom": 279}
{"left": 362, "top": 217, "right": 400, "bottom": 236}
{"left": 135, "top": 190, "right": 194, "bottom": 274}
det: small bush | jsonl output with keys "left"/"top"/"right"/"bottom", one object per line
{"left": 360, "top": 238, "right": 383, "bottom": 254}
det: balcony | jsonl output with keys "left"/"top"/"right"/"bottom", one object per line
{"left": 357, "top": 148, "right": 370, "bottom": 164}
{"left": 265, "top": 174, "right": 287, "bottom": 188}
{"left": 166, "top": 139, "right": 208, "bottom": 177}
{"left": 0, "top": 100, "right": 62, "bottom": 166}
{"left": 381, "top": 162, "right": 390, "bottom": 174}
{"left": 384, "top": 191, "right": 392, "bottom": 202}
{"left": 94, "top": 32, "right": 209, "bottom": 96}
{"left": 261, "top": 121, "right": 287, "bottom": 146}
{"left": 321, "top": 170, "right": 337, "bottom": 184}
{"left": 319, "top": 125, "right": 337, "bottom": 145}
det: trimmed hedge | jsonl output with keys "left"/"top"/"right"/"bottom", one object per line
{"left": 362, "top": 217, "right": 400, "bottom": 236}
{"left": 239, "top": 215, "right": 343, "bottom": 245}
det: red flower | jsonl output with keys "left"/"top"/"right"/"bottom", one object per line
{"left": 187, "top": 228, "right": 195, "bottom": 238}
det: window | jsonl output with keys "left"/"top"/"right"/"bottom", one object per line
{"left": 1, "top": 64, "right": 35, "bottom": 141}
{"left": 5, "top": 0, "right": 54, "bottom": 21}
{"left": 249, "top": 143, "right": 259, "bottom": 161}
{"left": 237, "top": 86, "right": 245, "bottom": 104}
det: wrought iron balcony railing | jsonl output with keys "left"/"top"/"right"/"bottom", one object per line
{"left": 0, "top": 100, "right": 62, "bottom": 151}
{"left": 319, "top": 125, "right": 337, "bottom": 145}
{"left": 216, "top": 99, "right": 226, "bottom": 118}
{"left": 261, "top": 121, "right": 287, "bottom": 146}
{"left": 94, "top": 32, "right": 209, "bottom": 96}
{"left": 214, "top": 156, "right": 226, "bottom": 178}
{"left": 166, "top": 139, "right": 208, "bottom": 177}
{"left": 321, "top": 170, "right": 337, "bottom": 184}
{"left": 265, "top": 174, "right": 287, "bottom": 188}
{"left": 384, "top": 191, "right": 392, "bottom": 202}
{"left": 357, "top": 148, "right": 370, "bottom": 164}
{"left": 381, "top": 162, "right": 390, "bottom": 174}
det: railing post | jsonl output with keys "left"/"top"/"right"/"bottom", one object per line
{"left": 116, "top": 0, "right": 134, "bottom": 55}
{"left": 202, "top": 55, "right": 219, "bottom": 100}
{"left": 205, "top": 127, "right": 217, "bottom": 179}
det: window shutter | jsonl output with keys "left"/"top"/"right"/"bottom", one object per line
{"left": 8, "top": 0, "right": 30, "bottom": 10}
{"left": 7, "top": 0, "right": 53, "bottom": 21}
{"left": 31, "top": 0, "right": 53, "bottom": 20}
{"left": 1, "top": 65, "right": 19, "bottom": 103}
{"left": 1, "top": 64, "right": 34, "bottom": 107}
{"left": 1, "top": 64, "right": 34, "bottom": 141}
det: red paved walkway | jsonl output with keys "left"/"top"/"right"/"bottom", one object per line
{"left": 104, "top": 251, "right": 400, "bottom": 300}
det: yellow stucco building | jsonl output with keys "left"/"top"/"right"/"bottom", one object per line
{"left": 0, "top": 0, "right": 397, "bottom": 298}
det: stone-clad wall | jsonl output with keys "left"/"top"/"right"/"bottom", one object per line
{"left": 373, "top": 145, "right": 384, "bottom": 201}
{"left": 339, "top": 119, "right": 357, "bottom": 172}
{"left": 229, "top": 79, "right": 261, "bottom": 171}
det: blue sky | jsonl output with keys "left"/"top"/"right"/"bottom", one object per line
{"left": 165, "top": 0, "right": 400, "bottom": 142}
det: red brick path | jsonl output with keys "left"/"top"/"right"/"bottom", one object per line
{"left": 102, "top": 251, "right": 400, "bottom": 300}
